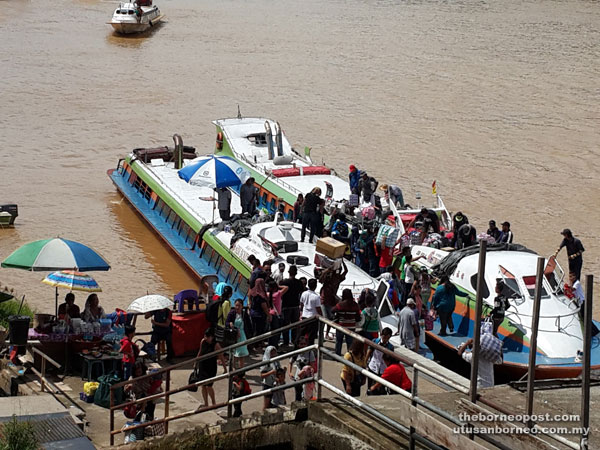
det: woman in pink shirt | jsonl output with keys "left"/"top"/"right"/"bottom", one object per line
{"left": 267, "top": 280, "right": 288, "bottom": 347}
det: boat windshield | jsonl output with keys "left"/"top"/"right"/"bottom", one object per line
{"left": 522, "top": 275, "right": 549, "bottom": 298}
{"left": 499, "top": 265, "right": 523, "bottom": 300}
{"left": 543, "top": 256, "right": 564, "bottom": 294}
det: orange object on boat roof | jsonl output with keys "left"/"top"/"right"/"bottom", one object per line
{"left": 271, "top": 166, "right": 331, "bottom": 178}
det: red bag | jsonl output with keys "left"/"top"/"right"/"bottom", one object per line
{"left": 123, "top": 403, "right": 138, "bottom": 419}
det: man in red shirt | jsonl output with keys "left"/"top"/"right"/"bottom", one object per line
{"left": 367, "top": 353, "right": 412, "bottom": 395}
{"left": 119, "top": 325, "right": 137, "bottom": 381}
{"left": 331, "top": 289, "right": 361, "bottom": 355}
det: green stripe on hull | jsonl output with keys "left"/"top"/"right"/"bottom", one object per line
{"left": 125, "top": 156, "right": 251, "bottom": 279}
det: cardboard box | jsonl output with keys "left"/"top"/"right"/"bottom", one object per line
{"left": 316, "top": 237, "right": 346, "bottom": 259}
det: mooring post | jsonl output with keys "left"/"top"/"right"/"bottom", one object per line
{"left": 470, "top": 240, "right": 487, "bottom": 403}
{"left": 526, "top": 256, "right": 545, "bottom": 428}
{"left": 581, "top": 274, "right": 593, "bottom": 450}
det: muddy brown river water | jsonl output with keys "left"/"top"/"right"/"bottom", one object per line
{"left": 0, "top": 0, "right": 598, "bottom": 316}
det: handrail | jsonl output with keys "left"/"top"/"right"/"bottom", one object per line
{"left": 107, "top": 316, "right": 583, "bottom": 448}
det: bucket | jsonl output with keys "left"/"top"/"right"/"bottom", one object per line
{"left": 34, "top": 313, "right": 55, "bottom": 329}
{"left": 8, "top": 315, "right": 30, "bottom": 346}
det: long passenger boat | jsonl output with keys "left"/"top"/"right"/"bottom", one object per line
{"left": 212, "top": 116, "right": 452, "bottom": 231}
{"left": 107, "top": 137, "right": 382, "bottom": 299}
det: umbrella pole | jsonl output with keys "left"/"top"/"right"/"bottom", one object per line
{"left": 55, "top": 287, "right": 58, "bottom": 318}
{"left": 212, "top": 189, "right": 216, "bottom": 224}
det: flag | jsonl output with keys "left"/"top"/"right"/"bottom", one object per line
{"left": 432, "top": 180, "right": 437, "bottom": 195}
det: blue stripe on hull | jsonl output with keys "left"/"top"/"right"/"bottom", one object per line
{"left": 110, "top": 169, "right": 247, "bottom": 301}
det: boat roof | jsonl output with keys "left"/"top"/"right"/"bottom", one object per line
{"left": 214, "top": 117, "right": 351, "bottom": 200}
{"left": 130, "top": 156, "right": 243, "bottom": 225}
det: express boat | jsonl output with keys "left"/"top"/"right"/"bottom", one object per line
{"left": 108, "top": 138, "right": 382, "bottom": 299}
{"left": 212, "top": 116, "right": 452, "bottom": 230}
{"left": 388, "top": 244, "right": 600, "bottom": 380}
{"left": 108, "top": 0, "right": 163, "bottom": 34}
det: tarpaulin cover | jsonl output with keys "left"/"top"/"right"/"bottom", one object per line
{"left": 431, "top": 243, "right": 536, "bottom": 279}
{"left": 172, "top": 312, "right": 210, "bottom": 356}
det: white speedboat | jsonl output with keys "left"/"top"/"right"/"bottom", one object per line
{"left": 381, "top": 244, "right": 600, "bottom": 380}
{"left": 108, "top": 0, "right": 163, "bottom": 34}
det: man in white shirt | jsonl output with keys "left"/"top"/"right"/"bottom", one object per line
{"left": 299, "top": 278, "right": 322, "bottom": 344}
{"left": 272, "top": 262, "right": 286, "bottom": 284}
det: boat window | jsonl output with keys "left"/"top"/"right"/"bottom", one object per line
{"left": 522, "top": 276, "right": 549, "bottom": 298}
{"left": 128, "top": 10, "right": 134, "bottom": 14}
{"left": 469, "top": 274, "right": 489, "bottom": 298}
{"left": 247, "top": 133, "right": 267, "bottom": 145}
{"left": 116, "top": 10, "right": 121, "bottom": 14}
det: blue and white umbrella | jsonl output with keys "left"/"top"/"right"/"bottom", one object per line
{"left": 177, "top": 155, "right": 250, "bottom": 189}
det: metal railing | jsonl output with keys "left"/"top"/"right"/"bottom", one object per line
{"left": 107, "top": 316, "right": 580, "bottom": 448}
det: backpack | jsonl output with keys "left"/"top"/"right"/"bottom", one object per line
{"left": 93, "top": 371, "right": 124, "bottom": 408}
{"left": 206, "top": 299, "right": 224, "bottom": 324}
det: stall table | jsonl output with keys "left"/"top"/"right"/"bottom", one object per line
{"left": 171, "top": 311, "right": 210, "bottom": 357}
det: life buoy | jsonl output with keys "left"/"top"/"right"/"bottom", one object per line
{"left": 216, "top": 132, "right": 224, "bottom": 150}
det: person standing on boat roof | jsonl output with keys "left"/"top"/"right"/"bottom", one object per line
{"left": 348, "top": 165, "right": 361, "bottom": 195}
{"left": 410, "top": 208, "right": 440, "bottom": 234}
{"left": 432, "top": 276, "right": 469, "bottom": 336}
{"left": 379, "top": 184, "right": 405, "bottom": 209}
{"left": 301, "top": 187, "right": 324, "bottom": 243}
{"left": 498, "top": 221, "right": 513, "bottom": 244}
{"left": 240, "top": 177, "right": 257, "bottom": 216}
{"left": 216, "top": 187, "right": 231, "bottom": 221}
{"left": 487, "top": 220, "right": 501, "bottom": 242}
{"left": 554, "top": 229, "right": 584, "bottom": 281}
{"left": 358, "top": 172, "right": 378, "bottom": 204}
{"left": 293, "top": 194, "right": 304, "bottom": 224}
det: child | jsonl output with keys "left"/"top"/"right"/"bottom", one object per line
{"left": 361, "top": 294, "right": 380, "bottom": 339}
{"left": 231, "top": 371, "right": 251, "bottom": 417}
{"left": 289, "top": 336, "right": 317, "bottom": 401}
{"left": 120, "top": 325, "right": 137, "bottom": 381}
{"left": 271, "top": 367, "right": 287, "bottom": 407}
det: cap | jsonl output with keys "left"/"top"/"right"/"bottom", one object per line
{"left": 380, "top": 184, "right": 388, "bottom": 191}
{"left": 406, "top": 298, "right": 416, "bottom": 306}
{"left": 361, "top": 171, "right": 368, "bottom": 177}
{"left": 455, "top": 212, "right": 464, "bottom": 220}
{"left": 501, "top": 221, "right": 510, "bottom": 227}
{"left": 489, "top": 220, "right": 496, "bottom": 226}
{"left": 349, "top": 164, "right": 356, "bottom": 171}
{"left": 561, "top": 228, "right": 572, "bottom": 236}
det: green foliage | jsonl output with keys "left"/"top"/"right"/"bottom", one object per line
{"left": 0, "top": 300, "right": 35, "bottom": 330}
{"left": 0, "top": 415, "right": 39, "bottom": 450}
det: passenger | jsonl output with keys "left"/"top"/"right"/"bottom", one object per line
{"left": 120, "top": 325, "right": 137, "bottom": 381}
{"left": 360, "top": 294, "right": 380, "bottom": 339}
{"left": 125, "top": 361, "right": 162, "bottom": 420}
{"left": 398, "top": 299, "right": 419, "bottom": 351}
{"left": 248, "top": 255, "right": 265, "bottom": 288}
{"left": 432, "top": 276, "right": 469, "bottom": 336}
{"left": 457, "top": 331, "right": 502, "bottom": 388}
{"left": 240, "top": 177, "right": 257, "bottom": 215}
{"left": 195, "top": 328, "right": 227, "bottom": 408}
{"left": 331, "top": 289, "right": 361, "bottom": 356}
{"left": 225, "top": 299, "right": 252, "bottom": 368}
{"left": 260, "top": 346, "right": 280, "bottom": 410}
{"left": 411, "top": 208, "right": 440, "bottom": 234}
{"left": 216, "top": 187, "right": 232, "bottom": 221}
{"left": 299, "top": 278, "right": 322, "bottom": 344}
{"left": 487, "top": 220, "right": 501, "bottom": 242}
{"left": 340, "top": 339, "right": 367, "bottom": 397}
{"left": 271, "top": 262, "right": 286, "bottom": 284}
{"left": 358, "top": 172, "right": 378, "bottom": 204}
{"left": 214, "top": 285, "right": 232, "bottom": 345}
{"left": 367, "top": 353, "right": 412, "bottom": 395}
{"left": 293, "top": 194, "right": 304, "bottom": 224}
{"left": 279, "top": 265, "right": 303, "bottom": 347}
{"left": 146, "top": 307, "right": 174, "bottom": 364}
{"left": 402, "top": 253, "right": 424, "bottom": 305}
{"left": 498, "top": 221, "right": 514, "bottom": 244}
{"left": 82, "top": 293, "right": 106, "bottom": 323}
{"left": 379, "top": 184, "right": 405, "bottom": 208}
{"left": 354, "top": 230, "right": 370, "bottom": 273}
{"left": 365, "top": 327, "right": 394, "bottom": 389}
{"left": 289, "top": 335, "right": 317, "bottom": 401}
{"left": 452, "top": 211, "right": 469, "bottom": 235}
{"left": 271, "top": 367, "right": 288, "bottom": 407}
{"left": 231, "top": 371, "right": 251, "bottom": 417}
{"left": 267, "top": 280, "right": 288, "bottom": 347}
{"left": 319, "top": 262, "right": 348, "bottom": 340}
{"left": 376, "top": 237, "right": 395, "bottom": 275}
{"left": 568, "top": 272, "right": 585, "bottom": 318}
{"left": 330, "top": 213, "right": 350, "bottom": 243}
{"left": 554, "top": 229, "right": 584, "bottom": 281}
{"left": 249, "top": 278, "right": 270, "bottom": 344}
{"left": 489, "top": 280, "right": 510, "bottom": 336}
{"left": 58, "top": 292, "right": 80, "bottom": 320}
{"left": 301, "top": 187, "right": 324, "bottom": 243}
{"left": 348, "top": 164, "right": 361, "bottom": 195}
{"left": 262, "top": 260, "right": 273, "bottom": 282}
{"left": 455, "top": 223, "right": 477, "bottom": 249}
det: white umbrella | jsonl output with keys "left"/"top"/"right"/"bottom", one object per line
{"left": 127, "top": 294, "right": 173, "bottom": 313}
